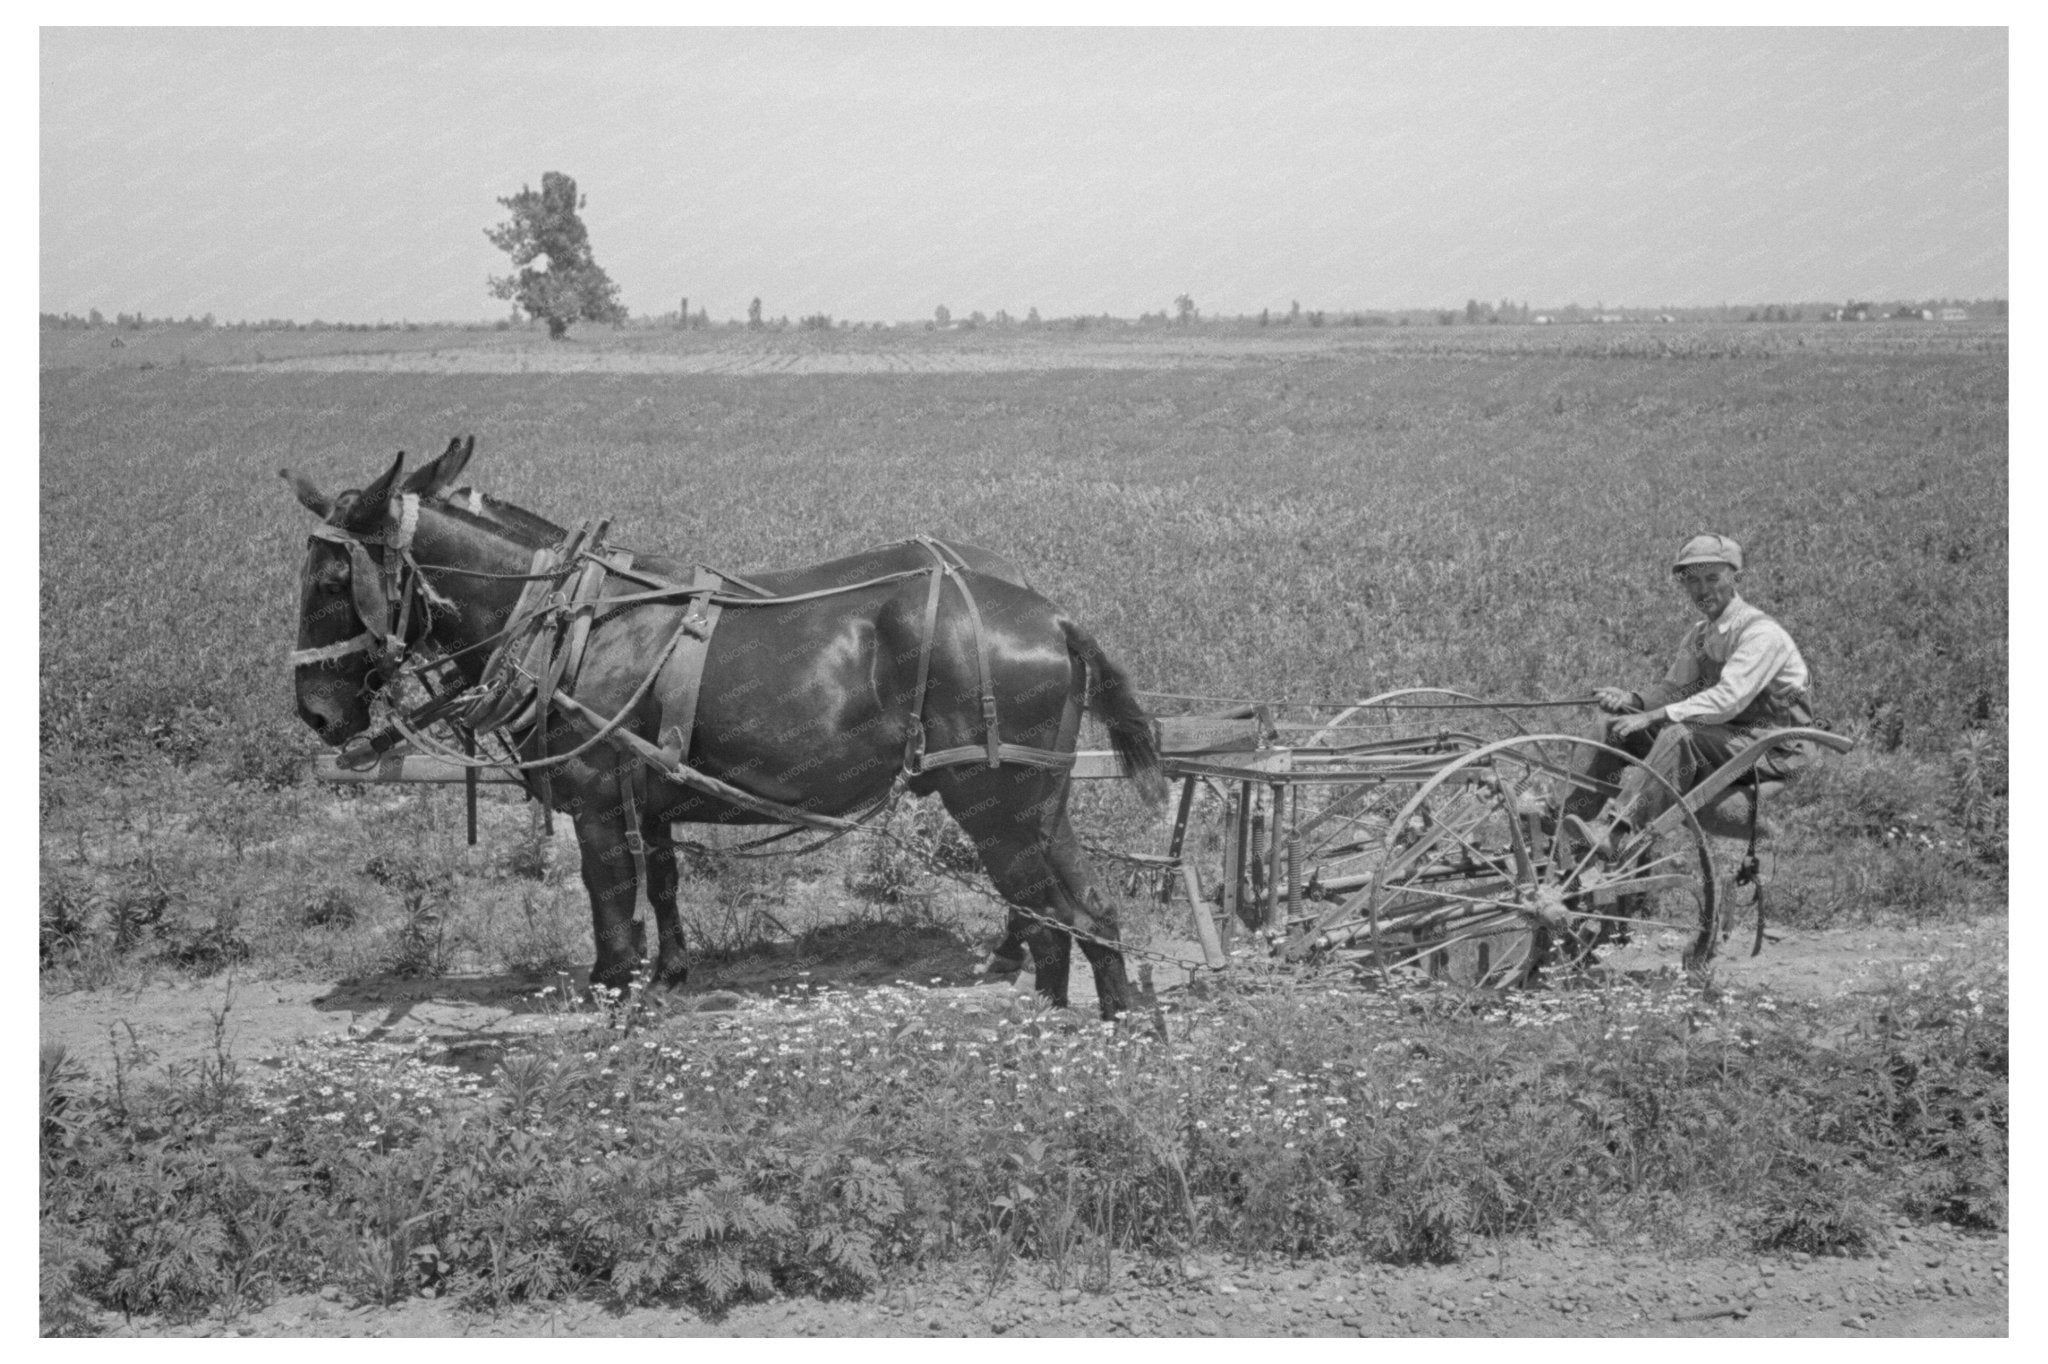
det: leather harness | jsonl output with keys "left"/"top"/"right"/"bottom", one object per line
{"left": 297, "top": 510, "right": 1088, "bottom": 931}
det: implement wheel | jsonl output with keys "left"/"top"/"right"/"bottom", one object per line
{"left": 1289, "top": 734, "right": 1718, "bottom": 987}
{"left": 1268, "top": 689, "right": 1525, "bottom": 927}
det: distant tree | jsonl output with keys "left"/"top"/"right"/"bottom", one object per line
{"left": 748, "top": 298, "right": 763, "bottom": 329}
{"left": 1174, "top": 293, "right": 1196, "bottom": 324}
{"left": 1288, "top": 300, "right": 1301, "bottom": 324}
{"left": 934, "top": 304, "right": 951, "bottom": 328}
{"left": 1025, "top": 307, "right": 1040, "bottom": 326}
{"left": 484, "top": 172, "right": 628, "bottom": 340}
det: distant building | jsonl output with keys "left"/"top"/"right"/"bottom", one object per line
{"left": 1532, "top": 315, "right": 1552, "bottom": 325}
{"left": 1595, "top": 313, "right": 1625, "bottom": 324}
{"left": 1937, "top": 306, "right": 1969, "bottom": 322}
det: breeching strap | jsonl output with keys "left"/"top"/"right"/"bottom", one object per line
{"left": 898, "top": 536, "right": 1049, "bottom": 775}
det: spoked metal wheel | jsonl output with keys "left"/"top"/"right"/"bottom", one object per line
{"left": 1270, "top": 690, "right": 1527, "bottom": 927}
{"left": 1286, "top": 734, "right": 1718, "bottom": 987}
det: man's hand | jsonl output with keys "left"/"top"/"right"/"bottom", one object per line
{"left": 1610, "top": 710, "right": 1661, "bottom": 739}
{"left": 1593, "top": 686, "right": 1640, "bottom": 714}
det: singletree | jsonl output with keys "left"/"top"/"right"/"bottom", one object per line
{"left": 484, "top": 172, "right": 628, "bottom": 340}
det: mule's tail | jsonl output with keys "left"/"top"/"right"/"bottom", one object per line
{"left": 1061, "top": 619, "right": 1167, "bottom": 805}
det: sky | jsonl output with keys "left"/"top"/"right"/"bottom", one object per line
{"left": 39, "top": 26, "right": 2008, "bottom": 324}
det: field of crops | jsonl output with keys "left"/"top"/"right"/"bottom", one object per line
{"left": 39, "top": 322, "right": 2008, "bottom": 1330}
{"left": 42, "top": 320, "right": 2007, "bottom": 757}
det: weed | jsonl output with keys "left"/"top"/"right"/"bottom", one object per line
{"left": 40, "top": 862, "right": 94, "bottom": 967}
{"left": 366, "top": 853, "right": 457, "bottom": 978}
{"left": 107, "top": 857, "right": 177, "bottom": 954}
{"left": 678, "top": 833, "right": 794, "bottom": 955}
{"left": 297, "top": 888, "right": 358, "bottom": 930}
{"left": 1749, "top": 1146, "right": 1885, "bottom": 1255}
{"left": 499, "top": 885, "right": 584, "bottom": 978}
{"left": 1949, "top": 724, "right": 2007, "bottom": 870}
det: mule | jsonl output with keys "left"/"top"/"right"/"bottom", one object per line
{"left": 403, "top": 437, "right": 1053, "bottom": 981}
{"left": 286, "top": 445, "right": 1165, "bottom": 1017}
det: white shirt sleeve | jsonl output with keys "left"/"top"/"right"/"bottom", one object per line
{"left": 1663, "top": 618, "right": 1797, "bottom": 725}
{"left": 1637, "top": 625, "right": 1706, "bottom": 711}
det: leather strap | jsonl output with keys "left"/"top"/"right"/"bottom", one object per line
{"left": 466, "top": 547, "right": 560, "bottom": 733}
{"left": 557, "top": 539, "right": 619, "bottom": 698}
{"left": 658, "top": 568, "right": 725, "bottom": 772}
{"left": 903, "top": 547, "right": 948, "bottom": 773}
{"left": 934, "top": 556, "right": 1003, "bottom": 767}
{"left": 897, "top": 536, "right": 1022, "bottom": 773}
{"left": 619, "top": 763, "right": 655, "bottom": 931}
{"left": 528, "top": 521, "right": 595, "bottom": 756}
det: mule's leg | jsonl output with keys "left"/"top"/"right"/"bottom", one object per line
{"left": 642, "top": 820, "right": 690, "bottom": 991}
{"left": 1042, "top": 809, "right": 1136, "bottom": 1018}
{"left": 573, "top": 807, "right": 643, "bottom": 993}
{"left": 933, "top": 767, "right": 1132, "bottom": 1019}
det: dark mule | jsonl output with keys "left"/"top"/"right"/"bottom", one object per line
{"left": 286, "top": 446, "right": 1165, "bottom": 1017}
{"left": 405, "top": 438, "right": 1056, "bottom": 981}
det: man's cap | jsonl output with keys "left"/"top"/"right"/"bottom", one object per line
{"left": 1672, "top": 533, "right": 1743, "bottom": 572}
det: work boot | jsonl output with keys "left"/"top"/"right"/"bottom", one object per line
{"left": 1564, "top": 814, "right": 1631, "bottom": 862}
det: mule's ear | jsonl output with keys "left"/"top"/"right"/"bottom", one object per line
{"left": 279, "top": 468, "right": 333, "bottom": 517}
{"left": 403, "top": 435, "right": 477, "bottom": 496}
{"left": 342, "top": 453, "right": 405, "bottom": 532}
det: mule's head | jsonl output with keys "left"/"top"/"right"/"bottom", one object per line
{"left": 282, "top": 453, "right": 406, "bottom": 745}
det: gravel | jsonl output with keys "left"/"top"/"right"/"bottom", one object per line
{"left": 98, "top": 1221, "right": 2006, "bottom": 1338}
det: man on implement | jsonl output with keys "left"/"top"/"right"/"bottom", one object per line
{"left": 1565, "top": 533, "right": 1814, "bottom": 859}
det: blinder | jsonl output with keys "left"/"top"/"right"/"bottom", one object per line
{"left": 347, "top": 538, "right": 393, "bottom": 653}
{"left": 288, "top": 496, "right": 420, "bottom": 673}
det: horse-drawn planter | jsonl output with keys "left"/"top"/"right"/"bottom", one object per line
{"left": 291, "top": 439, "right": 1851, "bottom": 1016}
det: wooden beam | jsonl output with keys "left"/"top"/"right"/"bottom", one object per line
{"left": 305, "top": 754, "right": 523, "bottom": 786}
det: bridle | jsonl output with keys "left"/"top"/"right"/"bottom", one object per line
{"left": 286, "top": 492, "right": 443, "bottom": 678}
